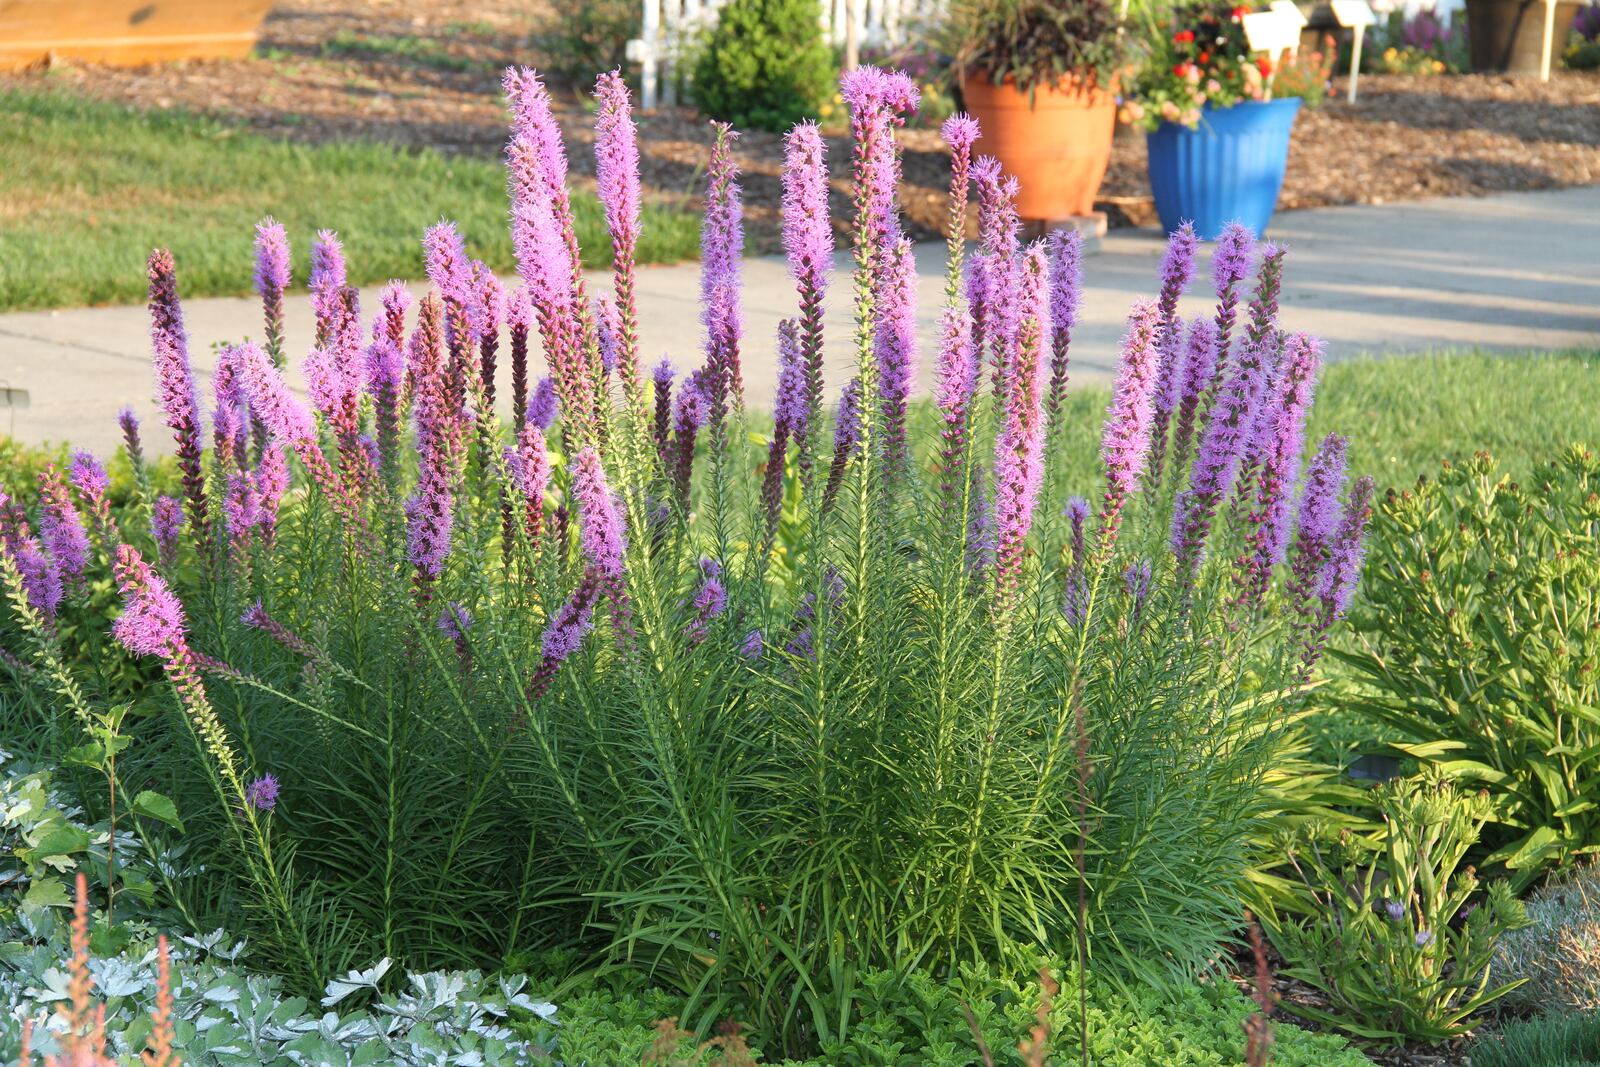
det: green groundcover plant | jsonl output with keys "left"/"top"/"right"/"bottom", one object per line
{"left": 1, "top": 65, "right": 1376, "bottom": 1056}
{"left": 1334, "top": 445, "right": 1600, "bottom": 889}
{"left": 1261, "top": 776, "right": 1529, "bottom": 1043}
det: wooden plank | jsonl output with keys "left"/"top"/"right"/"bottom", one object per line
{"left": 0, "top": 0, "right": 273, "bottom": 71}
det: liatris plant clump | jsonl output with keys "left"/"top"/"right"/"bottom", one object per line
{"left": 0, "top": 63, "right": 1371, "bottom": 1056}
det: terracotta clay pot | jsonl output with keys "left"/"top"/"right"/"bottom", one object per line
{"left": 961, "top": 72, "right": 1117, "bottom": 221}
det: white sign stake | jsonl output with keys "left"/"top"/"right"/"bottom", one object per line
{"left": 1540, "top": 0, "right": 1558, "bottom": 80}
{"left": 1331, "top": 0, "right": 1375, "bottom": 103}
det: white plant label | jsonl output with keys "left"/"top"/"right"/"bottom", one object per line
{"left": 1243, "top": 9, "right": 1304, "bottom": 53}
{"left": 1330, "top": 0, "right": 1377, "bottom": 26}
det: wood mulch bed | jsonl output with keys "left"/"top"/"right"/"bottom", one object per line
{"left": 6, "top": 0, "right": 1597, "bottom": 248}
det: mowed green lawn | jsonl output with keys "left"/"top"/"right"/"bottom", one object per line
{"left": 0, "top": 88, "right": 701, "bottom": 312}
{"left": 994, "top": 347, "right": 1600, "bottom": 500}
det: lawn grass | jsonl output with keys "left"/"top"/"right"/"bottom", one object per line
{"left": 0, "top": 87, "right": 701, "bottom": 313}
{"left": 1023, "top": 347, "right": 1600, "bottom": 503}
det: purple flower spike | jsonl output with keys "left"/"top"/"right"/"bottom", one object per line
{"left": 9, "top": 537, "right": 63, "bottom": 621}
{"left": 211, "top": 344, "right": 251, "bottom": 469}
{"left": 1288, "top": 433, "right": 1350, "bottom": 618}
{"left": 118, "top": 407, "right": 145, "bottom": 468}
{"left": 69, "top": 450, "right": 112, "bottom": 529}
{"left": 255, "top": 444, "right": 289, "bottom": 545}
{"left": 1098, "top": 301, "right": 1163, "bottom": 558}
{"left": 941, "top": 112, "right": 981, "bottom": 160}
{"left": 1210, "top": 222, "right": 1256, "bottom": 387}
{"left": 1316, "top": 476, "right": 1375, "bottom": 619}
{"left": 740, "top": 628, "right": 764, "bottom": 659}
{"left": 1064, "top": 495, "right": 1090, "bottom": 623}
{"left": 763, "top": 321, "right": 807, "bottom": 547}
{"left": 437, "top": 602, "right": 473, "bottom": 640}
{"left": 151, "top": 496, "right": 184, "bottom": 570}
{"left": 239, "top": 341, "right": 363, "bottom": 533}
{"left": 377, "top": 280, "right": 411, "bottom": 349}
{"left": 507, "top": 286, "right": 535, "bottom": 424}
{"left": 934, "top": 306, "right": 978, "bottom": 509}
{"left": 1385, "top": 899, "right": 1406, "bottom": 922}
{"left": 539, "top": 575, "right": 599, "bottom": 665}
{"left": 992, "top": 246, "right": 1050, "bottom": 603}
{"left": 1297, "top": 475, "right": 1374, "bottom": 681}
{"left": 111, "top": 544, "right": 188, "bottom": 659}
{"left": 473, "top": 262, "right": 506, "bottom": 409}
{"left": 1235, "top": 332, "right": 1323, "bottom": 607}
{"left": 366, "top": 336, "right": 405, "bottom": 479}
{"left": 686, "top": 564, "right": 728, "bottom": 645}
{"left": 246, "top": 775, "right": 280, "bottom": 812}
{"left": 782, "top": 121, "right": 831, "bottom": 466}
{"left": 1171, "top": 332, "right": 1275, "bottom": 577}
{"left": 1168, "top": 317, "right": 1219, "bottom": 482}
{"left": 1147, "top": 222, "right": 1198, "bottom": 486}
{"left": 254, "top": 217, "right": 291, "bottom": 365}
{"left": 595, "top": 69, "right": 643, "bottom": 400}
{"left": 504, "top": 423, "right": 551, "bottom": 551}
{"left": 1046, "top": 227, "right": 1084, "bottom": 422}
{"left": 527, "top": 375, "right": 558, "bottom": 431}
{"left": 223, "top": 470, "right": 263, "bottom": 545}
{"left": 147, "top": 249, "right": 209, "bottom": 547}
{"left": 877, "top": 237, "right": 918, "bottom": 470}
{"left": 37, "top": 466, "right": 90, "bottom": 584}
{"left": 424, "top": 221, "right": 479, "bottom": 344}
{"left": 1123, "top": 559, "right": 1153, "bottom": 608}
{"left": 701, "top": 122, "right": 745, "bottom": 416}
{"left": 671, "top": 370, "right": 711, "bottom": 505}
{"left": 309, "top": 229, "right": 348, "bottom": 347}
{"left": 572, "top": 447, "right": 626, "bottom": 581}
{"left": 652, "top": 359, "right": 676, "bottom": 464}
{"left": 820, "top": 377, "right": 863, "bottom": 517}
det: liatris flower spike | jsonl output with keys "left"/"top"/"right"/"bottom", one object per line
{"left": 247, "top": 774, "right": 280, "bottom": 812}
{"left": 309, "top": 229, "right": 348, "bottom": 347}
{"left": 1209, "top": 221, "right": 1255, "bottom": 386}
{"left": 254, "top": 217, "right": 291, "bottom": 366}
{"left": 1046, "top": 227, "right": 1083, "bottom": 422}
{"left": 37, "top": 466, "right": 91, "bottom": 585}
{"left": 782, "top": 121, "right": 831, "bottom": 463}
{"left": 701, "top": 122, "right": 744, "bottom": 416}
{"left": 1098, "top": 301, "right": 1162, "bottom": 560}
{"left": 595, "top": 69, "right": 643, "bottom": 410}
{"left": 1148, "top": 223, "right": 1197, "bottom": 485}
{"left": 1235, "top": 332, "right": 1322, "bottom": 608}
{"left": 1287, "top": 433, "right": 1349, "bottom": 622}
{"left": 147, "top": 248, "right": 210, "bottom": 546}
{"left": 68, "top": 450, "right": 112, "bottom": 532}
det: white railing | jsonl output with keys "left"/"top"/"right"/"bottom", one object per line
{"left": 627, "top": 0, "right": 938, "bottom": 109}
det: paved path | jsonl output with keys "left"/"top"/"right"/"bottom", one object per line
{"left": 2, "top": 186, "right": 1596, "bottom": 456}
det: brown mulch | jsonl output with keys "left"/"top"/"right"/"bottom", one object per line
{"left": 4, "top": 0, "right": 1598, "bottom": 248}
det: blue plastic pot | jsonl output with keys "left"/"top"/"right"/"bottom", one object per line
{"left": 1144, "top": 98, "right": 1302, "bottom": 241}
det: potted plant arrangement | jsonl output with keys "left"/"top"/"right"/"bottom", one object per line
{"left": 1122, "top": 1, "right": 1332, "bottom": 240}
{"left": 939, "top": 0, "right": 1123, "bottom": 222}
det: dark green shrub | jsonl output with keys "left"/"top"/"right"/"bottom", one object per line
{"left": 532, "top": 0, "right": 638, "bottom": 82}
{"left": 1334, "top": 445, "right": 1600, "bottom": 889}
{"left": 691, "top": 0, "right": 834, "bottom": 132}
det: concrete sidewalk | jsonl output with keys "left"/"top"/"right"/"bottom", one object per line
{"left": 2, "top": 186, "right": 1597, "bottom": 456}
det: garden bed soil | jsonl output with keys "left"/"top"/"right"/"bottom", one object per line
{"left": 3, "top": 0, "right": 1598, "bottom": 250}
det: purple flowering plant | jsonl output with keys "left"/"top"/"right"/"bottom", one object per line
{"left": 0, "top": 61, "right": 1383, "bottom": 1047}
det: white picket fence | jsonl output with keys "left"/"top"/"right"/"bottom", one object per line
{"left": 626, "top": 0, "right": 937, "bottom": 109}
